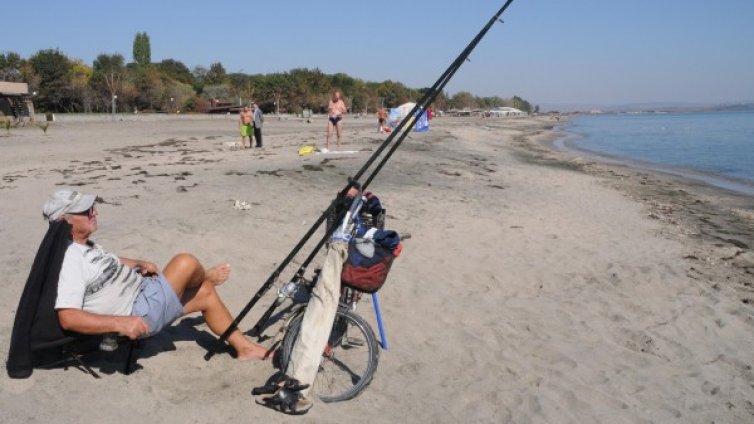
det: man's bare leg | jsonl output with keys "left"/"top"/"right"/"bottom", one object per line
{"left": 162, "top": 253, "right": 209, "bottom": 296}
{"left": 326, "top": 121, "right": 334, "bottom": 150}
{"left": 182, "top": 281, "right": 267, "bottom": 360}
{"left": 336, "top": 121, "right": 343, "bottom": 149}
{"left": 162, "top": 254, "right": 267, "bottom": 360}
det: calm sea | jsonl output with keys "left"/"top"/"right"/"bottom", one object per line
{"left": 559, "top": 111, "right": 754, "bottom": 196}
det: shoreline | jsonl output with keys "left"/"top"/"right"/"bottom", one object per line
{"left": 551, "top": 119, "right": 754, "bottom": 198}
{"left": 507, "top": 116, "right": 754, "bottom": 300}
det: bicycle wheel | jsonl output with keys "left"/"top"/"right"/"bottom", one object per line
{"left": 280, "top": 307, "right": 380, "bottom": 402}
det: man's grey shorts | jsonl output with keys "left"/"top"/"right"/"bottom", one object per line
{"left": 131, "top": 274, "right": 184, "bottom": 336}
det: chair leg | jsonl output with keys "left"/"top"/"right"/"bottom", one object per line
{"left": 68, "top": 351, "right": 101, "bottom": 379}
{"left": 124, "top": 340, "right": 139, "bottom": 375}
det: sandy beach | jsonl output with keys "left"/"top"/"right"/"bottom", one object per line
{"left": 1, "top": 114, "right": 753, "bottom": 423}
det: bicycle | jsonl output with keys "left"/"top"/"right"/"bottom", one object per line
{"left": 250, "top": 189, "right": 389, "bottom": 402}
{"left": 275, "top": 274, "right": 380, "bottom": 402}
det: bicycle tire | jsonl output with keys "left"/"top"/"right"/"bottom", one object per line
{"left": 280, "top": 307, "right": 379, "bottom": 402}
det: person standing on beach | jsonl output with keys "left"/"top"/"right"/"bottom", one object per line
{"left": 376, "top": 107, "right": 388, "bottom": 133}
{"left": 252, "top": 102, "right": 264, "bottom": 148}
{"left": 325, "top": 90, "right": 347, "bottom": 150}
{"left": 239, "top": 106, "right": 254, "bottom": 150}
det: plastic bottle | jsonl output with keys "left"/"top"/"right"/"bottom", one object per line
{"left": 100, "top": 333, "right": 118, "bottom": 352}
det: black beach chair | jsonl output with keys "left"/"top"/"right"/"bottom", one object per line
{"left": 6, "top": 221, "right": 137, "bottom": 379}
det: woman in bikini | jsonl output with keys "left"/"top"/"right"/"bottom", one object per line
{"left": 325, "top": 90, "right": 347, "bottom": 150}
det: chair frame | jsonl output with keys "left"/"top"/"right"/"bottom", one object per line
{"left": 33, "top": 335, "right": 139, "bottom": 378}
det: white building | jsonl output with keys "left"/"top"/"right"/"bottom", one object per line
{"left": 489, "top": 107, "right": 525, "bottom": 117}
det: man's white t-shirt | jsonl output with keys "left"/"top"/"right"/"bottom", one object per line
{"left": 55, "top": 242, "right": 144, "bottom": 316}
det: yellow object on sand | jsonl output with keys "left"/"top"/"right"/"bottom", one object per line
{"left": 298, "top": 145, "right": 317, "bottom": 156}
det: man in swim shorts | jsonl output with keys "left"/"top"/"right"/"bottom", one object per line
{"left": 326, "top": 90, "right": 347, "bottom": 150}
{"left": 43, "top": 189, "right": 267, "bottom": 360}
{"left": 239, "top": 106, "right": 254, "bottom": 150}
{"left": 376, "top": 107, "right": 388, "bottom": 133}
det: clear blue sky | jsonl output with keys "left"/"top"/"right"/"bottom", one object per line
{"left": 3, "top": 0, "right": 754, "bottom": 108}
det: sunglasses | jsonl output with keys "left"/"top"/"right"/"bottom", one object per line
{"left": 70, "top": 205, "right": 96, "bottom": 218}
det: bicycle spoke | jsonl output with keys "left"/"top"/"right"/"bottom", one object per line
{"left": 282, "top": 308, "right": 379, "bottom": 402}
{"left": 322, "top": 352, "right": 362, "bottom": 384}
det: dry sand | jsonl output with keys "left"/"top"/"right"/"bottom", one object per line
{"left": 1, "top": 114, "right": 753, "bottom": 423}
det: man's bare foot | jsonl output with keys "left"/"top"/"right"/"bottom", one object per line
{"left": 205, "top": 263, "right": 231, "bottom": 285}
{"left": 237, "top": 343, "right": 270, "bottom": 361}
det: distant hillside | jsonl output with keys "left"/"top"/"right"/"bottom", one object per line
{"left": 709, "top": 103, "right": 754, "bottom": 112}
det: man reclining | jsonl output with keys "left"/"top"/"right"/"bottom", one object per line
{"left": 43, "top": 189, "right": 267, "bottom": 360}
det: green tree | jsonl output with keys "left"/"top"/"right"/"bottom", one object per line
{"left": 130, "top": 65, "right": 164, "bottom": 110}
{"left": 5, "top": 44, "right": 535, "bottom": 116}
{"left": 512, "top": 95, "right": 531, "bottom": 113}
{"left": 191, "top": 65, "right": 208, "bottom": 94}
{"left": 132, "top": 32, "right": 151, "bottom": 66}
{"left": 20, "top": 60, "right": 41, "bottom": 94}
{"left": 331, "top": 73, "right": 355, "bottom": 97}
{"left": 227, "top": 72, "right": 253, "bottom": 105}
{"left": 349, "top": 79, "right": 372, "bottom": 114}
{"left": 69, "top": 59, "right": 94, "bottom": 112}
{"left": 478, "top": 96, "right": 507, "bottom": 109}
{"left": 0, "top": 51, "right": 24, "bottom": 81}
{"left": 91, "top": 53, "right": 125, "bottom": 111}
{"left": 417, "top": 87, "right": 448, "bottom": 111}
{"left": 255, "top": 72, "right": 292, "bottom": 113}
{"left": 29, "top": 49, "right": 73, "bottom": 112}
{"left": 162, "top": 80, "right": 194, "bottom": 112}
{"left": 204, "top": 62, "right": 227, "bottom": 85}
{"left": 202, "top": 84, "right": 231, "bottom": 101}
{"left": 287, "top": 68, "right": 312, "bottom": 111}
{"left": 156, "top": 59, "right": 192, "bottom": 85}
{"left": 375, "top": 80, "right": 414, "bottom": 109}
{"left": 449, "top": 91, "right": 478, "bottom": 109}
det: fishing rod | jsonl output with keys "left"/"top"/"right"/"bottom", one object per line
{"left": 245, "top": 0, "right": 516, "bottom": 336}
{"left": 205, "top": 0, "right": 516, "bottom": 360}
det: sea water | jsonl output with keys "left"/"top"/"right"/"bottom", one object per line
{"left": 560, "top": 111, "right": 754, "bottom": 196}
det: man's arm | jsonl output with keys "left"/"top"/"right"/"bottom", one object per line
{"left": 58, "top": 309, "right": 149, "bottom": 339}
{"left": 119, "top": 256, "right": 159, "bottom": 275}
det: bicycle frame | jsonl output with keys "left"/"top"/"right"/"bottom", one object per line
{"left": 262, "top": 274, "right": 371, "bottom": 357}
{"left": 249, "top": 191, "right": 366, "bottom": 337}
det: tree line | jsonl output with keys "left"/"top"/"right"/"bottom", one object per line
{"left": 1, "top": 33, "right": 534, "bottom": 115}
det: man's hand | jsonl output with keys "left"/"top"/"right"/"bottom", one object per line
{"left": 118, "top": 316, "right": 150, "bottom": 340}
{"left": 136, "top": 260, "right": 159, "bottom": 276}
{"left": 58, "top": 309, "right": 150, "bottom": 340}
{"left": 119, "top": 257, "right": 159, "bottom": 275}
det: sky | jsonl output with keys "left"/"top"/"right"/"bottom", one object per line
{"left": 2, "top": 0, "right": 754, "bottom": 108}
